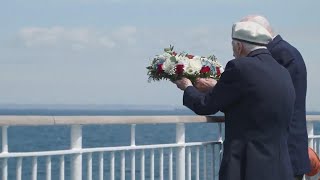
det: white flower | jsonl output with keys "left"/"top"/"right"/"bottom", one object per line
{"left": 219, "top": 67, "right": 224, "bottom": 73}
{"left": 177, "top": 56, "right": 189, "bottom": 65}
{"left": 185, "top": 59, "right": 202, "bottom": 75}
{"left": 162, "top": 57, "right": 176, "bottom": 75}
{"left": 193, "top": 56, "right": 201, "bottom": 61}
{"left": 162, "top": 52, "right": 172, "bottom": 59}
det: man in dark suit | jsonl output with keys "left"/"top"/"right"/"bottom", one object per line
{"left": 175, "top": 21, "right": 295, "bottom": 180}
{"left": 240, "top": 15, "right": 310, "bottom": 180}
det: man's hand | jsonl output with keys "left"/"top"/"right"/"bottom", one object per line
{"left": 175, "top": 77, "right": 193, "bottom": 91}
{"left": 194, "top": 78, "right": 217, "bottom": 92}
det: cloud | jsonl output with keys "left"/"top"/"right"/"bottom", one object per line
{"left": 13, "top": 25, "right": 233, "bottom": 62}
{"left": 19, "top": 27, "right": 64, "bottom": 46}
{"left": 17, "top": 26, "right": 138, "bottom": 50}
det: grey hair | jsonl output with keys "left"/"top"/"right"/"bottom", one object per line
{"left": 233, "top": 39, "right": 267, "bottom": 54}
{"left": 240, "top": 15, "right": 275, "bottom": 37}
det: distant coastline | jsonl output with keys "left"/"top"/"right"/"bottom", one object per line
{"left": 0, "top": 104, "right": 195, "bottom": 115}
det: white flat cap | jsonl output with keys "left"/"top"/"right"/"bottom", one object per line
{"left": 232, "top": 21, "right": 272, "bottom": 45}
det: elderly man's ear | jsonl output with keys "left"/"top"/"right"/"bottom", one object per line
{"left": 194, "top": 78, "right": 217, "bottom": 93}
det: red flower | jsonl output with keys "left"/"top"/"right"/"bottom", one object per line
{"left": 157, "top": 64, "right": 164, "bottom": 74}
{"left": 200, "top": 66, "right": 210, "bottom": 73}
{"left": 216, "top": 67, "right": 221, "bottom": 76}
{"left": 186, "top": 54, "right": 194, "bottom": 59}
{"left": 172, "top": 51, "right": 177, "bottom": 56}
{"left": 175, "top": 64, "right": 184, "bottom": 74}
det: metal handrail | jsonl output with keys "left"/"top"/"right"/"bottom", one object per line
{"left": 0, "top": 115, "right": 225, "bottom": 126}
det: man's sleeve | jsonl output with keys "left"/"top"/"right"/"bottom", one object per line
{"left": 183, "top": 60, "right": 243, "bottom": 115}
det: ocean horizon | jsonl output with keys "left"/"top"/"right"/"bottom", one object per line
{"left": 0, "top": 104, "right": 319, "bottom": 115}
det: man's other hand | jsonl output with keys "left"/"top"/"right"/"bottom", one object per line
{"left": 175, "top": 78, "right": 193, "bottom": 91}
{"left": 194, "top": 78, "right": 217, "bottom": 92}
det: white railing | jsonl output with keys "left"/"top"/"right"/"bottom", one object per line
{"left": 306, "top": 115, "right": 320, "bottom": 180}
{"left": 0, "top": 115, "right": 224, "bottom": 180}
{"left": 1, "top": 115, "right": 320, "bottom": 180}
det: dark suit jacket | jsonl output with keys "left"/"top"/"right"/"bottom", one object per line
{"left": 184, "top": 49, "right": 295, "bottom": 180}
{"left": 267, "top": 35, "right": 310, "bottom": 175}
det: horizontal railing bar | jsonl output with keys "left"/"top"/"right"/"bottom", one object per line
{"left": 81, "top": 141, "right": 220, "bottom": 153}
{"left": 0, "top": 141, "right": 221, "bottom": 158}
{"left": 0, "top": 115, "right": 319, "bottom": 126}
{"left": 309, "top": 135, "right": 320, "bottom": 138}
{"left": 0, "top": 115, "right": 224, "bottom": 126}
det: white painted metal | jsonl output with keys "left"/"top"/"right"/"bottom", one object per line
{"left": 187, "top": 147, "right": 192, "bottom": 180}
{"left": 212, "top": 145, "right": 215, "bottom": 180}
{"left": 99, "top": 152, "right": 104, "bottom": 180}
{"left": 87, "top": 153, "right": 92, "bottom": 180}
{"left": 306, "top": 122, "right": 320, "bottom": 180}
{"left": 131, "top": 125, "right": 136, "bottom": 180}
{"left": 140, "top": 150, "right": 145, "bottom": 180}
{"left": 32, "top": 157, "right": 37, "bottom": 180}
{"left": 131, "top": 124, "right": 136, "bottom": 146}
{"left": 309, "top": 135, "right": 320, "bottom": 138}
{"left": 131, "top": 151, "right": 135, "bottom": 180}
{"left": 46, "top": 156, "right": 51, "bottom": 180}
{"left": 218, "top": 123, "right": 223, "bottom": 164}
{"left": 196, "top": 147, "right": 200, "bottom": 180}
{"left": 71, "top": 125, "right": 82, "bottom": 180}
{"left": 7, "top": 115, "right": 308, "bottom": 180}
{"left": 16, "top": 157, "right": 22, "bottom": 180}
{"left": 1, "top": 116, "right": 320, "bottom": 180}
{"left": 2, "top": 126, "right": 8, "bottom": 152}
{"left": 159, "top": 148, "right": 163, "bottom": 180}
{"left": 150, "top": 149, "right": 154, "bottom": 180}
{"left": 0, "top": 115, "right": 225, "bottom": 126}
{"left": 308, "top": 122, "right": 314, "bottom": 148}
{"left": 2, "top": 126, "right": 8, "bottom": 180}
{"left": 2, "top": 158, "right": 8, "bottom": 180}
{"left": 110, "top": 152, "right": 115, "bottom": 180}
{"left": 0, "top": 141, "right": 219, "bottom": 159}
{"left": 169, "top": 148, "right": 173, "bottom": 180}
{"left": 203, "top": 146, "right": 207, "bottom": 180}
{"left": 318, "top": 139, "right": 319, "bottom": 154}
{"left": 121, "top": 151, "right": 125, "bottom": 180}
{"left": 176, "top": 123, "right": 186, "bottom": 180}
{"left": 60, "top": 156, "right": 65, "bottom": 180}
{"left": 131, "top": 123, "right": 136, "bottom": 180}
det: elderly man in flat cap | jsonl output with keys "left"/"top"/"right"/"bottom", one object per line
{"left": 240, "top": 15, "right": 310, "bottom": 180}
{"left": 174, "top": 21, "right": 295, "bottom": 180}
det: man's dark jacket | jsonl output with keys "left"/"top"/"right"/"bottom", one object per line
{"left": 267, "top": 35, "right": 310, "bottom": 175}
{"left": 184, "top": 49, "right": 295, "bottom": 180}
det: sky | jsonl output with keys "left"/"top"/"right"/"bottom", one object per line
{"left": 0, "top": 0, "right": 319, "bottom": 110}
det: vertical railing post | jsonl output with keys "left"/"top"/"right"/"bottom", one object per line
{"left": 71, "top": 125, "right": 82, "bottom": 180}
{"left": 307, "top": 122, "right": 314, "bottom": 149}
{"left": 218, "top": 123, "right": 223, "bottom": 164}
{"left": 306, "top": 121, "right": 314, "bottom": 180}
{"left": 131, "top": 124, "right": 136, "bottom": 180}
{"left": 176, "top": 123, "right": 185, "bottom": 180}
{"left": 2, "top": 126, "right": 8, "bottom": 180}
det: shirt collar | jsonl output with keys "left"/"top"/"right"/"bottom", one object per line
{"left": 247, "top": 48, "right": 271, "bottom": 57}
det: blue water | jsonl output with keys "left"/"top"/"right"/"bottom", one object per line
{"left": 0, "top": 109, "right": 319, "bottom": 179}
